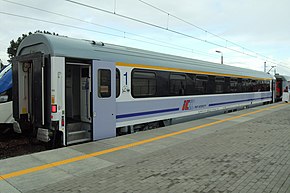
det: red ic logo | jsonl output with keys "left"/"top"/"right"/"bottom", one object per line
{"left": 182, "top": 100, "right": 191, "bottom": 111}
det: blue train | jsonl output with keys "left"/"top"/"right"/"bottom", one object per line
{"left": 0, "top": 64, "right": 13, "bottom": 124}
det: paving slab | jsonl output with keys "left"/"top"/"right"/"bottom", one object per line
{"left": 69, "top": 141, "right": 116, "bottom": 154}
{"left": 5, "top": 166, "right": 73, "bottom": 192}
{"left": 31, "top": 147, "right": 87, "bottom": 163}
{"left": 54, "top": 157, "right": 114, "bottom": 176}
{"left": 0, "top": 155, "right": 47, "bottom": 175}
{"left": 0, "top": 180, "right": 21, "bottom": 193}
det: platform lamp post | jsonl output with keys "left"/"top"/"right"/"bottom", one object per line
{"left": 216, "top": 50, "right": 223, "bottom": 64}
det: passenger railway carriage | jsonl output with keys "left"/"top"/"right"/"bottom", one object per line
{"left": 274, "top": 74, "right": 290, "bottom": 101}
{"left": 12, "top": 34, "right": 273, "bottom": 147}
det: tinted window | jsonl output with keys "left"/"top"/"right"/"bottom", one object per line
{"left": 215, "top": 76, "right": 225, "bottom": 94}
{"left": 237, "top": 78, "right": 243, "bottom": 93}
{"left": 132, "top": 70, "right": 157, "bottom": 97}
{"left": 170, "top": 73, "right": 186, "bottom": 95}
{"left": 185, "top": 74, "right": 195, "bottom": 95}
{"left": 98, "top": 69, "right": 111, "bottom": 98}
{"left": 251, "top": 80, "right": 257, "bottom": 92}
{"left": 242, "top": 79, "right": 250, "bottom": 92}
{"left": 195, "top": 75, "right": 208, "bottom": 94}
{"left": 230, "top": 78, "right": 238, "bottom": 93}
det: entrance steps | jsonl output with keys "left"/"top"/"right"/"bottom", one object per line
{"left": 67, "top": 122, "right": 91, "bottom": 145}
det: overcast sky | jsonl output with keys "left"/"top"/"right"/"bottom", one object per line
{"left": 1, "top": 0, "right": 290, "bottom": 75}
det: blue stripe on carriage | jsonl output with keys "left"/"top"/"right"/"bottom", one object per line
{"left": 116, "top": 107, "right": 180, "bottom": 119}
{"left": 209, "top": 97, "right": 272, "bottom": 107}
{"left": 116, "top": 96, "right": 272, "bottom": 119}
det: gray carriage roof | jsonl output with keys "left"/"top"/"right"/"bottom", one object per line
{"left": 275, "top": 74, "right": 290, "bottom": 81}
{"left": 17, "top": 33, "right": 272, "bottom": 80}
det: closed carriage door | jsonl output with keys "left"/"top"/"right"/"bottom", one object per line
{"left": 92, "top": 61, "right": 116, "bottom": 140}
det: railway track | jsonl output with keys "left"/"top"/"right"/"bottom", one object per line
{"left": 0, "top": 126, "right": 46, "bottom": 160}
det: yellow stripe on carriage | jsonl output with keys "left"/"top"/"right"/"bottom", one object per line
{"left": 116, "top": 62, "right": 272, "bottom": 81}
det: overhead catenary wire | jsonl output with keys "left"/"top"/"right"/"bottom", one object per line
{"left": 64, "top": 0, "right": 290, "bottom": 70}
{"left": 1, "top": 0, "right": 286, "bottom": 67}
{"left": 1, "top": 0, "right": 289, "bottom": 71}
{"left": 0, "top": 11, "right": 219, "bottom": 59}
{"left": 1, "top": 0, "right": 217, "bottom": 59}
{"left": 138, "top": 0, "right": 251, "bottom": 51}
{"left": 65, "top": 0, "right": 260, "bottom": 58}
{"left": 0, "top": 11, "right": 125, "bottom": 38}
{"left": 137, "top": 0, "right": 290, "bottom": 68}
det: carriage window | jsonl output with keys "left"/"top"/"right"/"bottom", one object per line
{"left": 132, "top": 70, "right": 156, "bottom": 97}
{"left": 195, "top": 75, "right": 208, "bottom": 94}
{"left": 215, "top": 76, "right": 225, "bottom": 94}
{"left": 251, "top": 80, "right": 257, "bottom": 92}
{"left": 186, "top": 74, "right": 195, "bottom": 95}
{"left": 170, "top": 73, "right": 186, "bottom": 95}
{"left": 256, "top": 80, "right": 262, "bottom": 92}
{"left": 230, "top": 78, "right": 238, "bottom": 93}
{"left": 237, "top": 78, "right": 243, "bottom": 93}
{"left": 116, "top": 69, "right": 120, "bottom": 98}
{"left": 242, "top": 79, "right": 250, "bottom": 92}
{"left": 98, "top": 69, "right": 111, "bottom": 98}
{"left": 265, "top": 80, "right": 270, "bottom": 91}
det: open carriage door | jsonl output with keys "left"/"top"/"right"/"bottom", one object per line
{"left": 92, "top": 61, "right": 116, "bottom": 140}
{"left": 12, "top": 53, "right": 51, "bottom": 136}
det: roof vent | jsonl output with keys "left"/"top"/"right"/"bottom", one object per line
{"left": 90, "top": 40, "right": 104, "bottom": 46}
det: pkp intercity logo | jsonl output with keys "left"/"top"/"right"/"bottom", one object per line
{"left": 182, "top": 100, "right": 193, "bottom": 111}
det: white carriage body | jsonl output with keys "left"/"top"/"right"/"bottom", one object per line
{"left": 12, "top": 34, "right": 273, "bottom": 146}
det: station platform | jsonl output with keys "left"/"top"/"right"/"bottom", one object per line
{"left": 0, "top": 103, "right": 290, "bottom": 193}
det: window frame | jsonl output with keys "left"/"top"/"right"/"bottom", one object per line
{"left": 169, "top": 73, "right": 187, "bottom": 96}
{"left": 116, "top": 68, "right": 120, "bottom": 98}
{"left": 215, "top": 76, "right": 225, "bottom": 94}
{"left": 98, "top": 69, "right": 111, "bottom": 98}
{"left": 195, "top": 75, "right": 208, "bottom": 94}
{"left": 131, "top": 69, "right": 157, "bottom": 98}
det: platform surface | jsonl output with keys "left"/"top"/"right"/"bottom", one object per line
{"left": 0, "top": 103, "right": 290, "bottom": 193}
